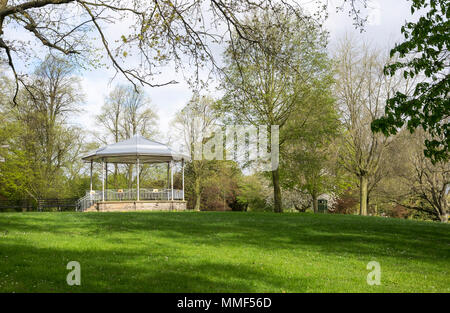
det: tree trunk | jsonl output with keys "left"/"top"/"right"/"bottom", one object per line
{"left": 271, "top": 168, "right": 282, "bottom": 213}
{"left": 312, "top": 194, "right": 318, "bottom": 213}
{"left": 440, "top": 212, "right": 448, "bottom": 223}
{"left": 360, "top": 175, "right": 368, "bottom": 216}
{"left": 194, "top": 176, "right": 201, "bottom": 211}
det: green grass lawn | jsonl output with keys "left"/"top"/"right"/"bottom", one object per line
{"left": 0, "top": 211, "right": 448, "bottom": 292}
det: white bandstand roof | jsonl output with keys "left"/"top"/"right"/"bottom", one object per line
{"left": 82, "top": 134, "right": 190, "bottom": 164}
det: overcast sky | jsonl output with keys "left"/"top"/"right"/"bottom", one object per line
{"left": 7, "top": 0, "right": 417, "bottom": 149}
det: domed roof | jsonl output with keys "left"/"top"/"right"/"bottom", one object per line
{"left": 82, "top": 134, "right": 189, "bottom": 164}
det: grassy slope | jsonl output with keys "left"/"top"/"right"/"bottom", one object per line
{"left": 0, "top": 212, "right": 448, "bottom": 293}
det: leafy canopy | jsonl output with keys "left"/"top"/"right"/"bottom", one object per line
{"left": 371, "top": 0, "right": 449, "bottom": 163}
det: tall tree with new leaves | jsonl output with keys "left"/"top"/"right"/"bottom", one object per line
{"left": 281, "top": 73, "right": 342, "bottom": 213}
{"left": 4, "top": 55, "right": 84, "bottom": 199}
{"left": 173, "top": 95, "right": 219, "bottom": 211}
{"left": 221, "top": 8, "right": 329, "bottom": 212}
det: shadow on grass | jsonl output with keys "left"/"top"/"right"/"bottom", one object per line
{"left": 80, "top": 212, "right": 450, "bottom": 261}
{"left": 1, "top": 212, "right": 449, "bottom": 262}
{"left": 0, "top": 241, "right": 312, "bottom": 292}
{"left": 0, "top": 211, "right": 449, "bottom": 292}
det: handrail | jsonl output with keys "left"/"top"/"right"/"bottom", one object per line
{"left": 76, "top": 193, "right": 101, "bottom": 212}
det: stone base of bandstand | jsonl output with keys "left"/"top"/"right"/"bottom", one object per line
{"left": 85, "top": 200, "right": 187, "bottom": 212}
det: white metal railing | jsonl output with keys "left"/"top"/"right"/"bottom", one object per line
{"left": 76, "top": 193, "right": 100, "bottom": 212}
{"left": 76, "top": 188, "right": 184, "bottom": 212}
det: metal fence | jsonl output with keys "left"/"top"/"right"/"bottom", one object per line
{"left": 0, "top": 199, "right": 36, "bottom": 212}
{"left": 38, "top": 199, "right": 78, "bottom": 211}
{"left": 0, "top": 199, "right": 78, "bottom": 212}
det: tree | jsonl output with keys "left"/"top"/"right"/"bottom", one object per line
{"left": 97, "top": 86, "right": 127, "bottom": 145}
{"left": 403, "top": 131, "right": 449, "bottom": 222}
{"left": 371, "top": 0, "right": 449, "bottom": 163}
{"left": 380, "top": 129, "right": 449, "bottom": 222}
{"left": 95, "top": 84, "right": 159, "bottom": 190}
{"left": 280, "top": 65, "right": 341, "bottom": 213}
{"left": 237, "top": 174, "right": 271, "bottom": 212}
{"left": 221, "top": 9, "right": 329, "bottom": 212}
{"left": 0, "top": 0, "right": 322, "bottom": 105}
{"left": 96, "top": 85, "right": 127, "bottom": 189}
{"left": 0, "top": 105, "right": 34, "bottom": 200}
{"left": 200, "top": 160, "right": 242, "bottom": 211}
{"left": 96, "top": 85, "right": 158, "bottom": 144}
{"left": 120, "top": 86, "right": 158, "bottom": 139}
{"left": 1, "top": 55, "right": 84, "bottom": 199}
{"left": 173, "top": 94, "right": 219, "bottom": 211}
{"left": 334, "top": 38, "right": 412, "bottom": 216}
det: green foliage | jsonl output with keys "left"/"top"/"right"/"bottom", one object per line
{"left": 280, "top": 60, "right": 343, "bottom": 204}
{"left": 237, "top": 175, "right": 271, "bottom": 212}
{"left": 63, "top": 175, "right": 97, "bottom": 199}
{"left": 0, "top": 124, "right": 34, "bottom": 200}
{"left": 220, "top": 9, "right": 330, "bottom": 212}
{"left": 371, "top": 0, "right": 449, "bottom": 163}
{"left": 201, "top": 161, "right": 243, "bottom": 211}
{"left": 183, "top": 160, "right": 243, "bottom": 211}
{"left": 0, "top": 85, "right": 33, "bottom": 200}
{"left": 0, "top": 55, "right": 85, "bottom": 200}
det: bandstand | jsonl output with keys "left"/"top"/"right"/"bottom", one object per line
{"left": 77, "top": 134, "right": 189, "bottom": 212}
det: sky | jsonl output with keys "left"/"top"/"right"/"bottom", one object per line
{"left": 4, "top": 0, "right": 416, "bottom": 150}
